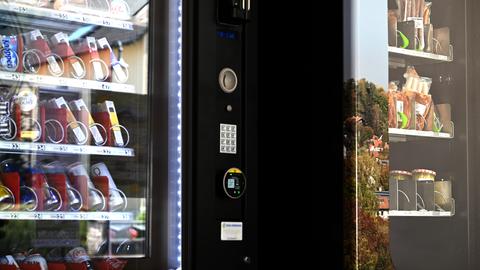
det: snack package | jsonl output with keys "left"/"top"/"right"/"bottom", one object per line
{"left": 424, "top": 99, "right": 435, "bottom": 131}
{"left": 394, "top": 91, "right": 414, "bottom": 129}
{"left": 413, "top": 92, "right": 432, "bottom": 130}
{"left": 388, "top": 82, "right": 399, "bottom": 128}
{"left": 388, "top": 91, "right": 397, "bottom": 128}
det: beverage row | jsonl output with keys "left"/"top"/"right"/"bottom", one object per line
{"left": 1, "top": 30, "right": 129, "bottom": 83}
{"left": 0, "top": 159, "right": 128, "bottom": 212}
{"left": 12, "top": 0, "right": 131, "bottom": 20}
{"left": 0, "top": 246, "right": 128, "bottom": 270}
{"left": 0, "top": 86, "right": 128, "bottom": 147}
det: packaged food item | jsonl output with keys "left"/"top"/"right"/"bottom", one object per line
{"left": 396, "top": 91, "right": 413, "bottom": 129}
{"left": 413, "top": 91, "right": 432, "bottom": 130}
{"left": 424, "top": 99, "right": 435, "bottom": 131}
{"left": 419, "top": 77, "right": 432, "bottom": 94}
{"left": 50, "top": 32, "right": 86, "bottom": 79}
{"left": 94, "top": 100, "right": 126, "bottom": 147}
{"left": 14, "top": 85, "right": 42, "bottom": 142}
{"left": 47, "top": 97, "right": 88, "bottom": 145}
{"left": 388, "top": 10, "right": 398, "bottom": 46}
{"left": 23, "top": 29, "right": 64, "bottom": 77}
{"left": 389, "top": 170, "right": 416, "bottom": 210}
{"left": 403, "top": 66, "right": 420, "bottom": 92}
{"left": 69, "top": 98, "right": 105, "bottom": 145}
{"left": 412, "top": 168, "right": 436, "bottom": 211}
{"left": 0, "top": 35, "right": 20, "bottom": 72}
{"left": 388, "top": 90, "right": 397, "bottom": 128}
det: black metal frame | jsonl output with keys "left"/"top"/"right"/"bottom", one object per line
{"left": 183, "top": 0, "right": 258, "bottom": 269}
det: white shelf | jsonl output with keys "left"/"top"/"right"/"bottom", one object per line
{"left": 0, "top": 211, "right": 134, "bottom": 221}
{"left": 0, "top": 2, "right": 133, "bottom": 30}
{"left": 389, "top": 128, "right": 453, "bottom": 142}
{"left": 0, "top": 141, "right": 134, "bottom": 157}
{"left": 388, "top": 46, "right": 453, "bottom": 62}
{"left": 0, "top": 71, "right": 135, "bottom": 94}
{"left": 389, "top": 210, "right": 453, "bottom": 217}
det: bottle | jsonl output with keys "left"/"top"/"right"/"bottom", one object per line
{"left": 64, "top": 247, "right": 95, "bottom": 270}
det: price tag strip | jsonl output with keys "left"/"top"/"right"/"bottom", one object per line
{"left": 0, "top": 71, "right": 136, "bottom": 94}
{"left": 0, "top": 141, "right": 134, "bottom": 156}
{"left": 0, "top": 2, "right": 134, "bottom": 30}
{"left": 0, "top": 211, "right": 134, "bottom": 221}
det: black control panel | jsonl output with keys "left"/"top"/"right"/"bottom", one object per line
{"left": 185, "top": 0, "right": 257, "bottom": 268}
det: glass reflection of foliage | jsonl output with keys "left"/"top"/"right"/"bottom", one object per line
{"left": 343, "top": 79, "right": 393, "bottom": 270}
{"left": 0, "top": 220, "right": 35, "bottom": 253}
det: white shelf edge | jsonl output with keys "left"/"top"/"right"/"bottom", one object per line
{"left": 0, "top": 141, "right": 134, "bottom": 157}
{"left": 388, "top": 46, "right": 452, "bottom": 62}
{"left": 0, "top": 71, "right": 136, "bottom": 94}
{"left": 389, "top": 210, "right": 453, "bottom": 217}
{"left": 389, "top": 128, "right": 453, "bottom": 139}
{"left": 0, "top": 211, "right": 135, "bottom": 221}
{"left": 0, "top": 2, "right": 133, "bottom": 30}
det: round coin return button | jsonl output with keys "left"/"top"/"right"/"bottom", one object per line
{"left": 219, "top": 68, "right": 238, "bottom": 93}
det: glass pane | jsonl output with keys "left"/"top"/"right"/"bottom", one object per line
{"left": 0, "top": 0, "right": 151, "bottom": 267}
{"left": 344, "top": 0, "right": 468, "bottom": 269}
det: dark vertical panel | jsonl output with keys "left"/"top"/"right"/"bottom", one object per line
{"left": 184, "top": 0, "right": 258, "bottom": 269}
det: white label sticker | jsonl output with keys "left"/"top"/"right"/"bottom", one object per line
{"left": 16, "top": 89, "right": 37, "bottom": 112}
{"left": 396, "top": 100, "right": 404, "bottom": 113}
{"left": 407, "top": 17, "right": 424, "bottom": 29}
{"left": 221, "top": 222, "right": 243, "bottom": 241}
{"left": 53, "top": 32, "right": 68, "bottom": 44}
{"left": 90, "top": 126, "right": 104, "bottom": 145}
{"left": 47, "top": 56, "right": 61, "bottom": 75}
{"left": 92, "top": 61, "right": 105, "bottom": 80}
{"left": 113, "top": 129, "right": 124, "bottom": 146}
{"left": 415, "top": 103, "right": 427, "bottom": 116}
{"left": 72, "top": 126, "right": 86, "bottom": 144}
{"left": 71, "top": 61, "right": 84, "bottom": 77}
{"left": 113, "top": 64, "right": 127, "bottom": 83}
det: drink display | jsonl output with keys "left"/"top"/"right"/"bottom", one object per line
{"left": 0, "top": 0, "right": 152, "bottom": 264}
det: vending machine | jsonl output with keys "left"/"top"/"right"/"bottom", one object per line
{"left": 0, "top": 0, "right": 258, "bottom": 270}
{"left": 343, "top": 0, "right": 478, "bottom": 269}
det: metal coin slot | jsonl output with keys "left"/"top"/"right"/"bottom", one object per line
{"left": 219, "top": 68, "right": 238, "bottom": 93}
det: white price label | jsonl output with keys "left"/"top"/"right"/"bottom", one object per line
{"left": 54, "top": 213, "right": 65, "bottom": 219}
{"left": 57, "top": 12, "right": 69, "bottom": 20}
{"left": 11, "top": 73, "right": 20, "bottom": 81}
{"left": 71, "top": 61, "right": 84, "bottom": 77}
{"left": 14, "top": 6, "right": 29, "bottom": 14}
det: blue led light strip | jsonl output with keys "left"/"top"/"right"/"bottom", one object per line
{"left": 176, "top": 0, "right": 183, "bottom": 267}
